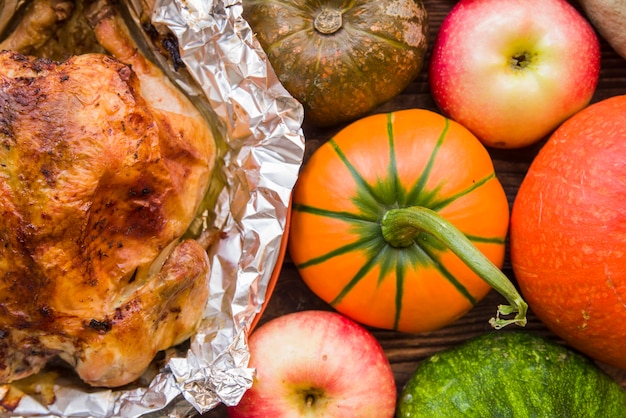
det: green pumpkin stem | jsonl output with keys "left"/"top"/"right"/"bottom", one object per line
{"left": 381, "top": 206, "right": 528, "bottom": 329}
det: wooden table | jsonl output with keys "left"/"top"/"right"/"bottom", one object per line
{"left": 205, "top": 0, "right": 626, "bottom": 415}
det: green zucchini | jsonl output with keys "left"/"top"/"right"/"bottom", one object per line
{"left": 397, "top": 331, "right": 626, "bottom": 417}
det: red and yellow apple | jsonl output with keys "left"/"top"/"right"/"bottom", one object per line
{"left": 429, "top": 0, "right": 601, "bottom": 149}
{"left": 227, "top": 310, "right": 396, "bottom": 418}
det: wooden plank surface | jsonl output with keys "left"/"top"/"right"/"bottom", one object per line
{"left": 205, "top": 0, "right": 626, "bottom": 415}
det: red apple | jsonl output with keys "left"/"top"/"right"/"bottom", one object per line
{"left": 429, "top": 0, "right": 601, "bottom": 149}
{"left": 227, "top": 310, "right": 397, "bottom": 417}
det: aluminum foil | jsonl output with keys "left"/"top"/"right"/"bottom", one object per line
{"left": 0, "top": 0, "right": 305, "bottom": 416}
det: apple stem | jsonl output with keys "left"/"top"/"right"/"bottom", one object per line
{"left": 306, "top": 394, "right": 315, "bottom": 407}
{"left": 381, "top": 206, "right": 528, "bottom": 329}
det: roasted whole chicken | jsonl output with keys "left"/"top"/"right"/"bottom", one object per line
{"left": 0, "top": 0, "right": 216, "bottom": 387}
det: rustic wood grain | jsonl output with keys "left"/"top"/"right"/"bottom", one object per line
{"left": 204, "top": 0, "right": 626, "bottom": 415}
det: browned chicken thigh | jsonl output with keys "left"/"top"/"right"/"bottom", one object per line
{"left": 0, "top": 0, "right": 216, "bottom": 387}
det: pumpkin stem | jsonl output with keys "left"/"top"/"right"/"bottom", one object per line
{"left": 381, "top": 207, "right": 528, "bottom": 329}
{"left": 314, "top": 8, "right": 343, "bottom": 35}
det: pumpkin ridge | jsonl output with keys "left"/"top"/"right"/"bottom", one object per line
{"left": 404, "top": 118, "right": 450, "bottom": 205}
{"left": 420, "top": 244, "right": 478, "bottom": 305}
{"left": 327, "top": 44, "right": 379, "bottom": 114}
{"left": 465, "top": 234, "right": 505, "bottom": 245}
{"left": 430, "top": 172, "right": 497, "bottom": 212}
{"left": 308, "top": 42, "right": 326, "bottom": 108}
{"left": 292, "top": 202, "right": 378, "bottom": 222}
{"left": 407, "top": 183, "right": 446, "bottom": 211}
{"left": 346, "top": 24, "right": 423, "bottom": 55}
{"left": 386, "top": 112, "right": 401, "bottom": 203}
{"left": 266, "top": 28, "right": 313, "bottom": 58}
{"left": 393, "top": 261, "right": 406, "bottom": 330}
{"left": 295, "top": 235, "right": 379, "bottom": 270}
{"left": 329, "top": 245, "right": 387, "bottom": 307}
{"left": 329, "top": 137, "right": 390, "bottom": 208}
{"left": 246, "top": 0, "right": 304, "bottom": 16}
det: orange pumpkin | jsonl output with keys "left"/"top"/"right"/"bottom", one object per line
{"left": 510, "top": 95, "right": 626, "bottom": 369}
{"left": 289, "top": 109, "right": 527, "bottom": 333}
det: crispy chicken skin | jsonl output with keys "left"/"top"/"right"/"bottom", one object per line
{"left": 0, "top": 0, "right": 74, "bottom": 54}
{"left": 0, "top": 1, "right": 216, "bottom": 387}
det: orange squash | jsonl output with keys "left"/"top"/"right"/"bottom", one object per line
{"left": 510, "top": 95, "right": 626, "bottom": 369}
{"left": 289, "top": 109, "right": 527, "bottom": 333}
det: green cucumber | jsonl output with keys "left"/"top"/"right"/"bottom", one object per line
{"left": 397, "top": 331, "right": 626, "bottom": 417}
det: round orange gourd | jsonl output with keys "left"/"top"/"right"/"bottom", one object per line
{"left": 510, "top": 95, "right": 626, "bottom": 369}
{"left": 289, "top": 109, "right": 527, "bottom": 333}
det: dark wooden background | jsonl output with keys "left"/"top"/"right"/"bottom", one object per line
{"left": 205, "top": 0, "right": 626, "bottom": 415}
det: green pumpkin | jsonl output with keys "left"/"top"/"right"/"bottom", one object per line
{"left": 397, "top": 331, "right": 626, "bottom": 417}
{"left": 242, "top": 0, "right": 429, "bottom": 127}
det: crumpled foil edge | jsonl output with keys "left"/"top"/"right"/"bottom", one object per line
{"left": 4, "top": 0, "right": 305, "bottom": 416}
{"left": 152, "top": 0, "right": 304, "bottom": 413}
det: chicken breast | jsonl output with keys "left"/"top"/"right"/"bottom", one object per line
{"left": 0, "top": 0, "right": 216, "bottom": 387}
